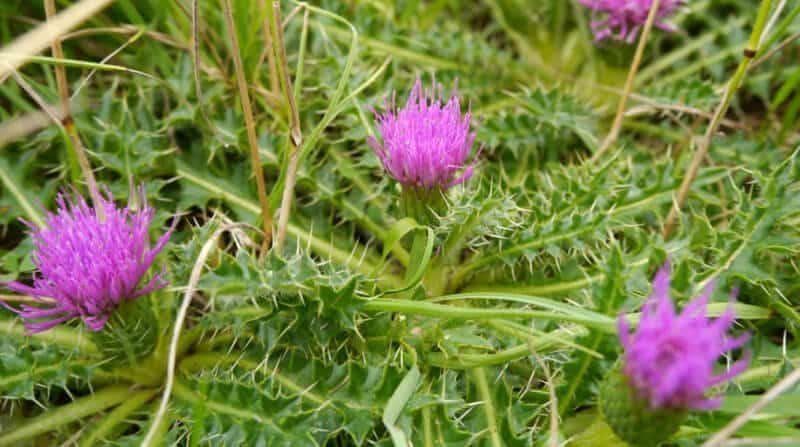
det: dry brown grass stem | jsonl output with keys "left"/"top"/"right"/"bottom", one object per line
{"left": 590, "top": 0, "right": 662, "bottom": 162}
{"left": 42, "top": 0, "right": 102, "bottom": 211}
{"left": 0, "top": 0, "right": 113, "bottom": 80}
{"left": 271, "top": 1, "right": 304, "bottom": 251}
{"left": 220, "top": 0, "right": 274, "bottom": 250}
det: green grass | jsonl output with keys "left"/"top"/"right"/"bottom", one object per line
{"left": 0, "top": 0, "right": 799, "bottom": 445}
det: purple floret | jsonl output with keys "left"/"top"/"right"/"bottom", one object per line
{"left": 618, "top": 262, "right": 750, "bottom": 410}
{"left": 3, "top": 186, "right": 174, "bottom": 333}
{"left": 579, "top": 0, "right": 682, "bottom": 42}
{"left": 368, "top": 78, "right": 477, "bottom": 190}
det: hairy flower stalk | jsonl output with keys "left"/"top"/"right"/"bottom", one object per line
{"left": 600, "top": 262, "right": 750, "bottom": 446}
{"left": 579, "top": 0, "right": 682, "bottom": 42}
{"left": 2, "top": 186, "right": 174, "bottom": 336}
{"left": 368, "top": 78, "right": 477, "bottom": 224}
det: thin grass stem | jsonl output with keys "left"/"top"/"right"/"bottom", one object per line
{"left": 590, "top": 0, "right": 662, "bottom": 162}
{"left": 220, "top": 0, "right": 273, "bottom": 249}
{"left": 663, "top": 0, "right": 775, "bottom": 237}
{"left": 270, "top": 1, "right": 304, "bottom": 251}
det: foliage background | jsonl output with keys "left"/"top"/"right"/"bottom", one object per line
{"left": 0, "top": 0, "right": 798, "bottom": 445}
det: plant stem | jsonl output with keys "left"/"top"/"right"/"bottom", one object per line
{"left": 43, "top": 0, "right": 102, "bottom": 213}
{"left": 143, "top": 223, "right": 245, "bottom": 446}
{"left": 221, "top": 0, "right": 273, "bottom": 249}
{"left": 472, "top": 367, "right": 503, "bottom": 447}
{"left": 0, "top": 385, "right": 134, "bottom": 447}
{"left": 702, "top": 354, "right": 800, "bottom": 446}
{"left": 422, "top": 404, "right": 434, "bottom": 447}
{"left": 590, "top": 0, "right": 662, "bottom": 162}
{"left": 0, "top": 0, "right": 114, "bottom": 80}
{"left": 0, "top": 161, "right": 45, "bottom": 227}
{"left": 261, "top": 1, "right": 280, "bottom": 95}
{"left": 363, "top": 298, "right": 616, "bottom": 332}
{"left": 663, "top": 0, "right": 775, "bottom": 238}
{"left": 271, "top": 0, "right": 304, "bottom": 251}
{"left": 78, "top": 389, "right": 157, "bottom": 447}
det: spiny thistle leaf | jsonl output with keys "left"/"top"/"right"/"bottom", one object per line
{"left": 0, "top": 336, "right": 95, "bottom": 401}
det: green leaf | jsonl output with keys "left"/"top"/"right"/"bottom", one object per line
{"left": 0, "top": 385, "right": 134, "bottom": 447}
{"left": 383, "top": 365, "right": 421, "bottom": 447}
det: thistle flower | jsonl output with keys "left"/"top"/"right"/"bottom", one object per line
{"left": 579, "top": 0, "right": 682, "bottom": 43}
{"left": 2, "top": 187, "right": 174, "bottom": 334}
{"left": 368, "top": 78, "right": 477, "bottom": 190}
{"left": 617, "top": 262, "right": 750, "bottom": 410}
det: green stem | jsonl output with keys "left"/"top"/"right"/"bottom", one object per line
{"left": 425, "top": 325, "right": 598, "bottom": 369}
{"left": 363, "top": 298, "right": 615, "bottom": 332}
{"left": 664, "top": 0, "right": 775, "bottom": 237}
{"left": 0, "top": 385, "right": 135, "bottom": 446}
{"left": 3, "top": 54, "right": 156, "bottom": 80}
{"left": 759, "top": 3, "right": 800, "bottom": 56}
{"left": 78, "top": 389, "right": 158, "bottom": 447}
{"left": 463, "top": 274, "right": 598, "bottom": 296}
{"left": 422, "top": 404, "right": 434, "bottom": 447}
{"left": 472, "top": 367, "right": 503, "bottom": 447}
{"left": 0, "top": 161, "right": 45, "bottom": 228}
{"left": 487, "top": 320, "right": 598, "bottom": 358}
{"left": 194, "top": 331, "right": 238, "bottom": 352}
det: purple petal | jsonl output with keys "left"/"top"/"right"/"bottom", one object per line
{"left": 368, "top": 78, "right": 477, "bottom": 190}
{"left": 618, "top": 260, "right": 750, "bottom": 410}
{"left": 1, "top": 184, "right": 173, "bottom": 333}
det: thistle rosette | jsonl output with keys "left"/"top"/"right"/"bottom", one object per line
{"left": 600, "top": 262, "right": 750, "bottom": 446}
{"left": 579, "top": 0, "right": 682, "bottom": 42}
{"left": 368, "top": 78, "right": 477, "bottom": 224}
{"left": 2, "top": 186, "right": 174, "bottom": 360}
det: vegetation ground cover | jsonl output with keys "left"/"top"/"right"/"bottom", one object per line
{"left": 0, "top": 0, "right": 798, "bottom": 446}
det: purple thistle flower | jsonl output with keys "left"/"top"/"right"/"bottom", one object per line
{"left": 368, "top": 78, "right": 477, "bottom": 190}
{"left": 2, "top": 186, "right": 174, "bottom": 334}
{"left": 579, "top": 0, "right": 682, "bottom": 43}
{"left": 617, "top": 262, "right": 750, "bottom": 410}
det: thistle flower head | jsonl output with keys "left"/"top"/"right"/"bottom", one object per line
{"left": 579, "top": 0, "right": 682, "bottom": 42}
{"left": 617, "top": 262, "right": 749, "bottom": 410}
{"left": 3, "top": 186, "right": 174, "bottom": 334}
{"left": 368, "top": 78, "right": 477, "bottom": 190}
